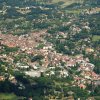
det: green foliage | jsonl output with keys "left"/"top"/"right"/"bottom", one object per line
{"left": 31, "top": 55, "right": 44, "bottom": 62}
{"left": 70, "top": 87, "right": 89, "bottom": 99}
{"left": 0, "top": 93, "right": 18, "bottom": 100}
{"left": 36, "top": 43, "right": 45, "bottom": 49}
{"left": 74, "top": 30, "right": 90, "bottom": 40}
{"left": 88, "top": 54, "right": 100, "bottom": 74}
{"left": 93, "top": 86, "right": 100, "bottom": 96}
{"left": 1, "top": 45, "right": 19, "bottom": 54}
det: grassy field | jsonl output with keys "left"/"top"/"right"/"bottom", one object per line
{"left": 0, "top": 93, "right": 18, "bottom": 100}
{"left": 92, "top": 35, "right": 100, "bottom": 41}
{"left": 51, "top": 0, "right": 84, "bottom": 7}
{"left": 65, "top": 9, "right": 82, "bottom": 14}
{"left": 52, "top": 0, "right": 83, "bottom": 3}
{"left": 94, "top": 96, "right": 100, "bottom": 100}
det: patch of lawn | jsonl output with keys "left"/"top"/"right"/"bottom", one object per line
{"left": 92, "top": 35, "right": 100, "bottom": 41}
{"left": 0, "top": 93, "right": 18, "bottom": 100}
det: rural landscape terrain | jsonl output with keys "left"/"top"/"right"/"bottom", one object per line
{"left": 0, "top": 0, "right": 100, "bottom": 100}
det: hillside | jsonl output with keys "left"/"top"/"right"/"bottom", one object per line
{"left": 0, "top": 0, "right": 100, "bottom": 100}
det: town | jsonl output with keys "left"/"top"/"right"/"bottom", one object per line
{"left": 0, "top": 0, "right": 100, "bottom": 100}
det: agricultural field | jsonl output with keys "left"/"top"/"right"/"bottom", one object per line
{"left": 92, "top": 35, "right": 100, "bottom": 41}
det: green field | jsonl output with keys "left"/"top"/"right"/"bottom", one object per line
{"left": 0, "top": 93, "right": 18, "bottom": 100}
{"left": 65, "top": 9, "right": 82, "bottom": 14}
{"left": 0, "top": 93, "right": 26, "bottom": 100}
{"left": 51, "top": 0, "right": 84, "bottom": 7}
{"left": 94, "top": 96, "right": 100, "bottom": 100}
{"left": 92, "top": 35, "right": 100, "bottom": 41}
{"left": 52, "top": 0, "right": 83, "bottom": 3}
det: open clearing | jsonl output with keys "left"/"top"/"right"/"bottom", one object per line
{"left": 92, "top": 35, "right": 100, "bottom": 41}
{"left": 51, "top": 0, "right": 84, "bottom": 7}
{"left": 0, "top": 93, "right": 18, "bottom": 100}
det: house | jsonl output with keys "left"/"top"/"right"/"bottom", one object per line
{"left": 16, "top": 63, "right": 29, "bottom": 69}
{"left": 78, "top": 84, "right": 86, "bottom": 89}
{"left": 93, "top": 80, "right": 100, "bottom": 86}
{"left": 50, "top": 71, "right": 55, "bottom": 76}
{"left": 25, "top": 70, "right": 41, "bottom": 77}
{"left": 91, "top": 72, "right": 98, "bottom": 79}
{"left": 67, "top": 91, "right": 74, "bottom": 95}
{"left": 7, "top": 42, "right": 16, "bottom": 48}
{"left": 28, "top": 97, "right": 32, "bottom": 100}
{"left": 86, "top": 48, "right": 94, "bottom": 53}
{"left": 60, "top": 70, "right": 69, "bottom": 77}
{"left": 67, "top": 60, "right": 76, "bottom": 67}
{"left": 87, "top": 97, "right": 95, "bottom": 100}
{"left": 81, "top": 71, "right": 91, "bottom": 79}
{"left": 32, "top": 65, "right": 38, "bottom": 70}
{"left": 0, "top": 76, "right": 5, "bottom": 81}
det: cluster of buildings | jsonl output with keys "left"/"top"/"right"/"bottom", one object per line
{"left": 0, "top": 30, "right": 46, "bottom": 54}
{"left": 84, "top": 7, "right": 100, "bottom": 15}
{"left": 0, "top": 31, "right": 100, "bottom": 85}
{"left": 0, "top": 26, "right": 99, "bottom": 90}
